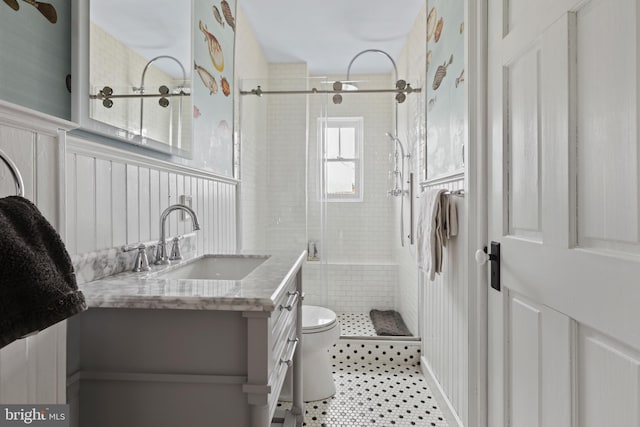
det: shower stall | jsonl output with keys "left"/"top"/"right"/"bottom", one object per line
{"left": 238, "top": 61, "right": 423, "bottom": 339}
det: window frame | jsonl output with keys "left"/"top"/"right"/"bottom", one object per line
{"left": 318, "top": 116, "right": 364, "bottom": 202}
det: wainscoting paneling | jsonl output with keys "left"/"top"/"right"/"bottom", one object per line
{"left": 420, "top": 177, "right": 467, "bottom": 426}
{"left": 0, "top": 100, "right": 76, "bottom": 404}
{"left": 65, "top": 135, "right": 238, "bottom": 256}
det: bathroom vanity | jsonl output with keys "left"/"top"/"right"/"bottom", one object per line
{"left": 68, "top": 251, "right": 305, "bottom": 427}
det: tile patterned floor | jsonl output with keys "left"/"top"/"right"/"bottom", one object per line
{"left": 332, "top": 341, "right": 421, "bottom": 366}
{"left": 277, "top": 341, "right": 449, "bottom": 427}
{"left": 337, "top": 312, "right": 377, "bottom": 337}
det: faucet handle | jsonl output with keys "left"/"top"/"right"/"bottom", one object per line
{"left": 134, "top": 246, "right": 151, "bottom": 272}
{"left": 124, "top": 243, "right": 153, "bottom": 272}
{"left": 169, "top": 236, "right": 184, "bottom": 261}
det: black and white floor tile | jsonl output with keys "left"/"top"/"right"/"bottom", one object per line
{"left": 277, "top": 342, "right": 448, "bottom": 427}
{"left": 332, "top": 341, "right": 421, "bottom": 366}
{"left": 337, "top": 312, "right": 377, "bottom": 337}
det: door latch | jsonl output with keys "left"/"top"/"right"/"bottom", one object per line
{"left": 475, "top": 241, "right": 501, "bottom": 291}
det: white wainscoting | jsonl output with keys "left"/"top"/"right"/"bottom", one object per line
{"left": 65, "top": 136, "right": 238, "bottom": 256}
{"left": 420, "top": 176, "right": 467, "bottom": 426}
{"left": 0, "top": 101, "right": 75, "bottom": 404}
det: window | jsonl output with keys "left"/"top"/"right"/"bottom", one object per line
{"left": 320, "top": 117, "right": 364, "bottom": 201}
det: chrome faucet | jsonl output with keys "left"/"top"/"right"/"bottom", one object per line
{"left": 155, "top": 204, "right": 200, "bottom": 265}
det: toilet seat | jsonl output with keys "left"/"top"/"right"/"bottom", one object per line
{"left": 302, "top": 305, "right": 338, "bottom": 333}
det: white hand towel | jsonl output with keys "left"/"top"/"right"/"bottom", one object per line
{"left": 417, "top": 188, "right": 446, "bottom": 281}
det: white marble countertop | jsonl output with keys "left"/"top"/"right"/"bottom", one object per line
{"left": 78, "top": 251, "right": 307, "bottom": 312}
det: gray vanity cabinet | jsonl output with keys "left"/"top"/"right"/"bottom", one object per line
{"left": 68, "top": 262, "right": 304, "bottom": 427}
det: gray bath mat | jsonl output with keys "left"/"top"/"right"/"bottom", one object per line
{"left": 369, "top": 310, "right": 412, "bottom": 336}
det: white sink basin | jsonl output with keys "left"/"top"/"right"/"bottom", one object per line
{"left": 155, "top": 255, "right": 270, "bottom": 280}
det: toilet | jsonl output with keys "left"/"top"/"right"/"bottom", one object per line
{"left": 301, "top": 305, "right": 341, "bottom": 401}
{"left": 280, "top": 305, "right": 340, "bottom": 402}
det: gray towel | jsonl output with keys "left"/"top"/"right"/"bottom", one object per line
{"left": 0, "top": 196, "right": 86, "bottom": 349}
{"left": 442, "top": 195, "right": 459, "bottom": 244}
{"left": 417, "top": 188, "right": 446, "bottom": 280}
{"left": 417, "top": 189, "right": 460, "bottom": 281}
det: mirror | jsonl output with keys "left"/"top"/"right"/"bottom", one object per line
{"left": 71, "top": 0, "right": 193, "bottom": 158}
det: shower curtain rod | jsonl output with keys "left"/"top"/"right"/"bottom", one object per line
{"left": 239, "top": 86, "right": 421, "bottom": 96}
{"left": 90, "top": 92, "right": 191, "bottom": 100}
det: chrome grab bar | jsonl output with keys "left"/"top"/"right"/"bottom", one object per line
{"left": 279, "top": 291, "right": 299, "bottom": 311}
{"left": 409, "top": 172, "right": 414, "bottom": 245}
{"left": 0, "top": 148, "right": 24, "bottom": 197}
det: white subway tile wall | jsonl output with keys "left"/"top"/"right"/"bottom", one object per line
{"left": 235, "top": 5, "right": 270, "bottom": 252}
{"left": 264, "top": 63, "right": 310, "bottom": 253}
{"left": 303, "top": 262, "right": 398, "bottom": 316}
{"left": 239, "top": 61, "right": 310, "bottom": 254}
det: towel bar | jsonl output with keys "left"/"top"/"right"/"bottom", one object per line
{"left": 416, "top": 188, "right": 465, "bottom": 198}
{"left": 0, "top": 148, "right": 24, "bottom": 197}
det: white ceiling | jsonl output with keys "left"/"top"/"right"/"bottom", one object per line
{"left": 240, "top": 0, "right": 425, "bottom": 75}
{"left": 91, "top": 0, "right": 425, "bottom": 78}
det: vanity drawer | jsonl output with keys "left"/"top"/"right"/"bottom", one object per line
{"left": 268, "top": 275, "right": 300, "bottom": 415}
{"left": 269, "top": 308, "right": 298, "bottom": 416}
{"left": 270, "top": 276, "right": 299, "bottom": 342}
{"left": 271, "top": 286, "right": 298, "bottom": 370}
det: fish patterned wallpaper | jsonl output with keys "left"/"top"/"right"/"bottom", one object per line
{"left": 425, "top": 0, "right": 465, "bottom": 180}
{"left": 0, "top": 0, "right": 71, "bottom": 120}
{"left": 188, "top": 0, "right": 237, "bottom": 177}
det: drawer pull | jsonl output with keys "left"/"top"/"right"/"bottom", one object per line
{"left": 280, "top": 337, "right": 299, "bottom": 367}
{"left": 279, "top": 291, "right": 299, "bottom": 311}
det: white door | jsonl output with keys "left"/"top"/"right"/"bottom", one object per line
{"left": 487, "top": 0, "right": 640, "bottom": 426}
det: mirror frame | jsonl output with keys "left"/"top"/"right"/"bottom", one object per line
{"left": 70, "top": 0, "right": 192, "bottom": 158}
